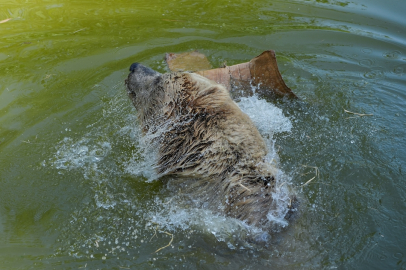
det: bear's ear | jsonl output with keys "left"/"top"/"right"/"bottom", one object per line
{"left": 152, "top": 75, "right": 163, "bottom": 88}
{"left": 184, "top": 73, "right": 231, "bottom": 109}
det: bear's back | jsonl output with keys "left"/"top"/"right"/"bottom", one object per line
{"left": 157, "top": 73, "right": 268, "bottom": 178}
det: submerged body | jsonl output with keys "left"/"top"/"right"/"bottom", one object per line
{"left": 125, "top": 63, "right": 295, "bottom": 229}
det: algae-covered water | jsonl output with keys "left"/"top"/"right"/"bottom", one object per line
{"left": 1, "top": 0, "right": 406, "bottom": 269}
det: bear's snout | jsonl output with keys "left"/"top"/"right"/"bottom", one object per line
{"left": 129, "top": 62, "right": 142, "bottom": 72}
{"left": 126, "top": 63, "right": 161, "bottom": 95}
{"left": 126, "top": 64, "right": 161, "bottom": 99}
{"left": 129, "top": 63, "right": 159, "bottom": 76}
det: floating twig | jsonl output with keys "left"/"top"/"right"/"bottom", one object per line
{"left": 301, "top": 176, "right": 316, "bottom": 187}
{"left": 72, "top": 28, "right": 87, "bottom": 34}
{"left": 149, "top": 225, "right": 159, "bottom": 242}
{"left": 164, "top": 198, "right": 174, "bottom": 204}
{"left": 343, "top": 108, "right": 373, "bottom": 118}
{"left": 0, "top": 18, "right": 12, "bottom": 24}
{"left": 300, "top": 165, "right": 319, "bottom": 187}
{"left": 154, "top": 231, "right": 174, "bottom": 253}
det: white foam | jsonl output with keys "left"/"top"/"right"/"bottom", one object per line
{"left": 122, "top": 118, "right": 167, "bottom": 181}
{"left": 267, "top": 170, "right": 292, "bottom": 228}
{"left": 238, "top": 96, "right": 294, "bottom": 228}
{"left": 237, "top": 96, "right": 292, "bottom": 164}
{"left": 147, "top": 196, "right": 260, "bottom": 247}
{"left": 237, "top": 96, "right": 292, "bottom": 135}
{"left": 53, "top": 137, "right": 111, "bottom": 172}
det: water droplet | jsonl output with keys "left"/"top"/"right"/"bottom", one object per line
{"left": 393, "top": 65, "right": 404, "bottom": 75}
{"left": 394, "top": 252, "right": 404, "bottom": 259}
{"left": 383, "top": 51, "right": 400, "bottom": 59}
{"left": 363, "top": 69, "right": 384, "bottom": 79}
{"left": 359, "top": 59, "right": 374, "bottom": 67}
{"left": 353, "top": 80, "right": 368, "bottom": 88}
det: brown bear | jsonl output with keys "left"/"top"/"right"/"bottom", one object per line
{"left": 125, "top": 63, "right": 295, "bottom": 231}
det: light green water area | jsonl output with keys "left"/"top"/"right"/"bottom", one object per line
{"left": 1, "top": 0, "right": 406, "bottom": 269}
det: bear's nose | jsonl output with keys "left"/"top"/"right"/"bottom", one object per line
{"left": 129, "top": 62, "right": 141, "bottom": 72}
{"left": 128, "top": 63, "right": 159, "bottom": 76}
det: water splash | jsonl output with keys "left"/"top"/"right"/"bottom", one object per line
{"left": 237, "top": 96, "right": 292, "bottom": 135}
{"left": 51, "top": 92, "right": 295, "bottom": 255}
{"left": 238, "top": 96, "right": 294, "bottom": 229}
{"left": 53, "top": 137, "right": 111, "bottom": 172}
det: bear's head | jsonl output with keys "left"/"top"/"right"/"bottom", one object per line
{"left": 125, "top": 63, "right": 166, "bottom": 130}
{"left": 125, "top": 63, "right": 232, "bottom": 131}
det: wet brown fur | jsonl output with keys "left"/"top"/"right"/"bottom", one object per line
{"left": 126, "top": 66, "right": 291, "bottom": 228}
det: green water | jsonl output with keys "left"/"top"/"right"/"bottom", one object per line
{"left": 1, "top": 0, "right": 406, "bottom": 269}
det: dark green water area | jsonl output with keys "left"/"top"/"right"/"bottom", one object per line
{"left": 1, "top": 0, "right": 405, "bottom": 269}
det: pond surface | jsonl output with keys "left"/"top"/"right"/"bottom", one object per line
{"left": 1, "top": 0, "right": 406, "bottom": 269}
